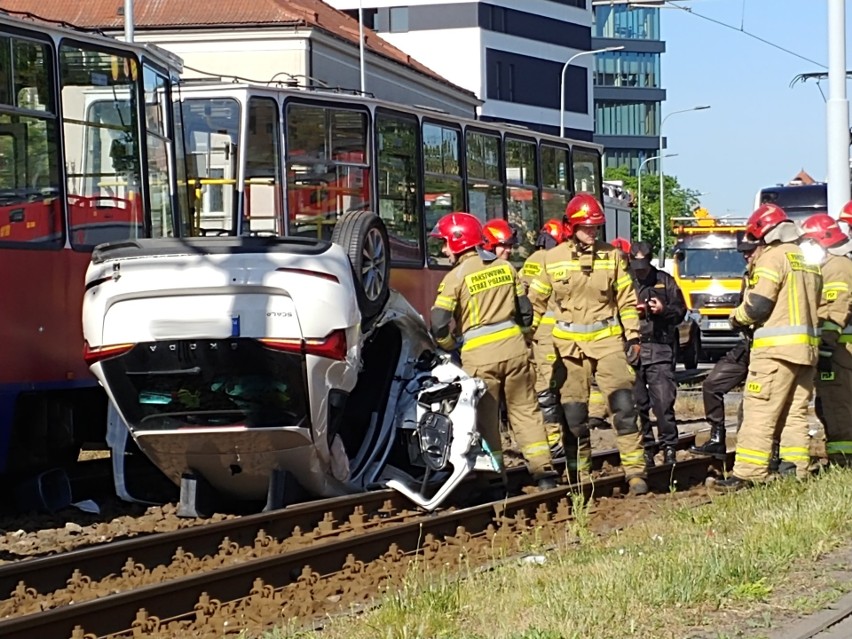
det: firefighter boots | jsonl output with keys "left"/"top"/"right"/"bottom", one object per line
{"left": 690, "top": 424, "right": 727, "bottom": 459}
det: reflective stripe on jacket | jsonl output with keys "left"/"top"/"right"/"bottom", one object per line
{"left": 733, "top": 242, "right": 821, "bottom": 365}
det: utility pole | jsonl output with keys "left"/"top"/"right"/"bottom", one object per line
{"left": 124, "top": 0, "right": 134, "bottom": 42}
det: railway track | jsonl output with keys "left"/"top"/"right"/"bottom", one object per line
{"left": 0, "top": 435, "right": 724, "bottom": 639}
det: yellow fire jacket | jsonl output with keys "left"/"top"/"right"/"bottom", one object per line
{"left": 527, "top": 239, "right": 639, "bottom": 359}
{"left": 732, "top": 242, "right": 821, "bottom": 366}
{"left": 431, "top": 251, "right": 529, "bottom": 367}
{"left": 817, "top": 252, "right": 852, "bottom": 369}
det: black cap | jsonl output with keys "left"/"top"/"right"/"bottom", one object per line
{"left": 629, "top": 240, "right": 653, "bottom": 269}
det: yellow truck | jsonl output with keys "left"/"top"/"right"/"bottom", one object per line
{"left": 670, "top": 210, "right": 747, "bottom": 364}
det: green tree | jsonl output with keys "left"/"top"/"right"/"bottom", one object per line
{"left": 605, "top": 165, "right": 702, "bottom": 258}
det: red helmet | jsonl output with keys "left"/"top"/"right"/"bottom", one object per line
{"left": 482, "top": 219, "right": 518, "bottom": 251}
{"left": 541, "top": 218, "right": 563, "bottom": 243}
{"left": 746, "top": 203, "right": 789, "bottom": 240}
{"left": 611, "top": 237, "right": 632, "bottom": 254}
{"left": 801, "top": 213, "right": 848, "bottom": 249}
{"left": 430, "top": 212, "right": 483, "bottom": 254}
{"left": 839, "top": 200, "right": 852, "bottom": 226}
{"left": 564, "top": 193, "right": 605, "bottom": 236}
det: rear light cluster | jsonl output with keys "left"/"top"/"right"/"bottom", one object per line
{"left": 260, "top": 329, "right": 348, "bottom": 361}
{"left": 83, "top": 330, "right": 348, "bottom": 366}
{"left": 83, "top": 341, "right": 134, "bottom": 366}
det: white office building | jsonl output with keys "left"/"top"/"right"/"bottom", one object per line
{"left": 327, "top": 0, "right": 595, "bottom": 140}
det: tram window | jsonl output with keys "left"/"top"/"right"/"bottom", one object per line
{"left": 180, "top": 98, "right": 240, "bottom": 237}
{"left": 286, "top": 103, "right": 370, "bottom": 240}
{"left": 505, "top": 138, "right": 540, "bottom": 265}
{"left": 573, "top": 147, "right": 601, "bottom": 196}
{"left": 465, "top": 131, "right": 503, "bottom": 222}
{"left": 244, "top": 97, "right": 282, "bottom": 236}
{"left": 143, "top": 66, "right": 173, "bottom": 239}
{"left": 61, "top": 44, "right": 143, "bottom": 248}
{"left": 541, "top": 145, "right": 571, "bottom": 220}
{"left": 423, "top": 122, "right": 462, "bottom": 267}
{"left": 0, "top": 35, "right": 62, "bottom": 248}
{"left": 377, "top": 112, "right": 422, "bottom": 266}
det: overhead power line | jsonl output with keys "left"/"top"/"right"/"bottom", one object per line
{"left": 665, "top": 1, "right": 826, "bottom": 69}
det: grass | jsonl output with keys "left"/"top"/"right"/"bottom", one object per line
{"left": 257, "top": 467, "right": 852, "bottom": 639}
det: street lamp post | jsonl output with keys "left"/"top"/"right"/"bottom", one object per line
{"left": 560, "top": 45, "right": 624, "bottom": 137}
{"left": 637, "top": 153, "right": 677, "bottom": 241}
{"left": 658, "top": 105, "right": 710, "bottom": 266}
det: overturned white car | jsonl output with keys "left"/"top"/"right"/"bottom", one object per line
{"left": 82, "top": 212, "right": 494, "bottom": 515}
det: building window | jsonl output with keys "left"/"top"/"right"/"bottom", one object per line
{"left": 594, "top": 52, "right": 660, "bottom": 89}
{"left": 594, "top": 6, "right": 660, "bottom": 40}
{"left": 594, "top": 101, "right": 659, "bottom": 137}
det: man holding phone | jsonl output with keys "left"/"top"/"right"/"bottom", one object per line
{"left": 629, "top": 241, "right": 688, "bottom": 466}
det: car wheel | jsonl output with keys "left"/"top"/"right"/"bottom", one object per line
{"left": 682, "top": 329, "right": 700, "bottom": 370}
{"left": 332, "top": 210, "right": 391, "bottom": 320}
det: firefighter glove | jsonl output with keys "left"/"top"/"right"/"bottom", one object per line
{"left": 624, "top": 338, "right": 641, "bottom": 367}
{"left": 728, "top": 311, "right": 744, "bottom": 329}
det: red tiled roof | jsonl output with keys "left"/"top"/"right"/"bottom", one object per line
{"left": 0, "top": 0, "right": 472, "bottom": 95}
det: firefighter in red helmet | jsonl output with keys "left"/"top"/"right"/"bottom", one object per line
{"left": 716, "top": 203, "right": 821, "bottom": 488}
{"left": 429, "top": 212, "right": 557, "bottom": 494}
{"left": 800, "top": 213, "right": 852, "bottom": 466}
{"left": 526, "top": 193, "right": 648, "bottom": 493}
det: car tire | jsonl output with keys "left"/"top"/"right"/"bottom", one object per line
{"left": 682, "top": 328, "right": 700, "bottom": 370}
{"left": 331, "top": 210, "right": 390, "bottom": 320}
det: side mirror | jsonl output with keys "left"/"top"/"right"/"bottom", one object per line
{"left": 675, "top": 251, "right": 685, "bottom": 262}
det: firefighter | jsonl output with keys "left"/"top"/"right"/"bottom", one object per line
{"left": 717, "top": 203, "right": 821, "bottom": 489}
{"left": 520, "top": 219, "right": 566, "bottom": 457}
{"left": 690, "top": 237, "right": 759, "bottom": 459}
{"left": 429, "top": 212, "right": 558, "bottom": 491}
{"left": 627, "top": 241, "right": 687, "bottom": 467}
{"left": 483, "top": 218, "right": 518, "bottom": 261}
{"left": 527, "top": 193, "right": 648, "bottom": 494}
{"left": 800, "top": 213, "right": 852, "bottom": 466}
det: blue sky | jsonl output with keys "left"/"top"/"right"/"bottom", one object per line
{"left": 661, "top": 0, "right": 848, "bottom": 217}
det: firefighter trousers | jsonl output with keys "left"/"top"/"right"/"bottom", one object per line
{"left": 733, "top": 355, "right": 813, "bottom": 482}
{"left": 559, "top": 350, "right": 645, "bottom": 480}
{"left": 702, "top": 343, "right": 749, "bottom": 431}
{"left": 531, "top": 337, "right": 567, "bottom": 450}
{"left": 468, "top": 353, "right": 555, "bottom": 479}
{"left": 815, "top": 363, "right": 852, "bottom": 466}
{"left": 635, "top": 359, "right": 679, "bottom": 450}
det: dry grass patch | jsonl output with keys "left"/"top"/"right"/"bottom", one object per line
{"left": 265, "top": 468, "right": 852, "bottom": 639}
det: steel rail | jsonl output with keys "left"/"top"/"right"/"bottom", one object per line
{"left": 0, "top": 453, "right": 727, "bottom": 639}
{"left": 0, "top": 433, "right": 699, "bottom": 599}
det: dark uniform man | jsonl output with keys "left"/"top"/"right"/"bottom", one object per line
{"left": 429, "top": 212, "right": 557, "bottom": 491}
{"left": 627, "top": 241, "right": 687, "bottom": 467}
{"left": 527, "top": 193, "right": 648, "bottom": 494}
{"left": 717, "top": 204, "right": 821, "bottom": 488}
{"left": 690, "top": 237, "right": 759, "bottom": 459}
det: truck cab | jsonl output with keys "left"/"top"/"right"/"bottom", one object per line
{"left": 671, "top": 212, "right": 746, "bottom": 360}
